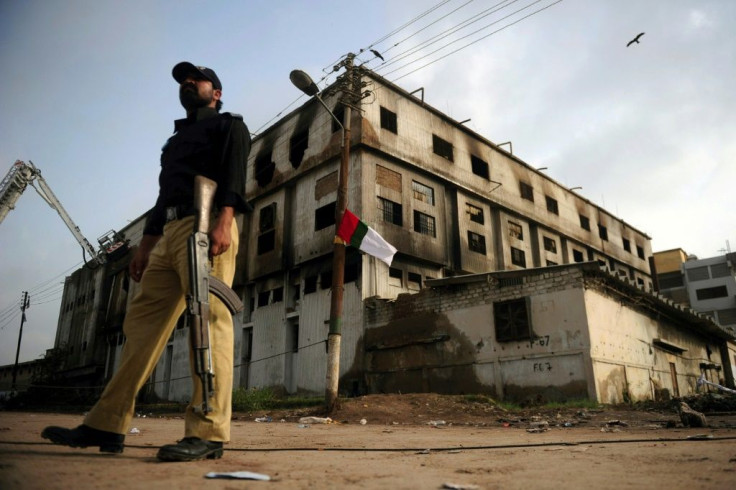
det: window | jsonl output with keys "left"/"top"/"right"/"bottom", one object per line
{"left": 623, "top": 238, "right": 631, "bottom": 252}
{"left": 272, "top": 287, "right": 284, "bottom": 303}
{"left": 380, "top": 106, "right": 397, "bottom": 134}
{"left": 494, "top": 298, "right": 531, "bottom": 342}
{"left": 510, "top": 247, "right": 526, "bottom": 267}
{"left": 636, "top": 245, "right": 645, "bottom": 260}
{"left": 687, "top": 266, "right": 710, "bottom": 282}
{"left": 546, "top": 196, "right": 558, "bottom": 215}
{"left": 388, "top": 267, "right": 402, "bottom": 287}
{"left": 320, "top": 271, "right": 332, "bottom": 290}
{"left": 315, "top": 202, "right": 336, "bottom": 231}
{"left": 520, "top": 182, "right": 534, "bottom": 202}
{"left": 711, "top": 263, "right": 730, "bottom": 278}
{"left": 257, "top": 291, "right": 270, "bottom": 307}
{"left": 408, "top": 272, "right": 422, "bottom": 290}
{"left": 304, "top": 275, "right": 318, "bottom": 294}
{"left": 413, "top": 211, "right": 436, "bottom": 237}
{"left": 471, "top": 155, "right": 489, "bottom": 179}
{"left": 572, "top": 249, "right": 584, "bottom": 263}
{"left": 696, "top": 286, "right": 728, "bottom": 301}
{"left": 257, "top": 204, "right": 276, "bottom": 255}
{"left": 579, "top": 215, "right": 590, "bottom": 231}
{"left": 718, "top": 308, "right": 736, "bottom": 325}
{"left": 508, "top": 221, "right": 523, "bottom": 240}
{"left": 254, "top": 151, "right": 275, "bottom": 187}
{"left": 468, "top": 231, "right": 486, "bottom": 255}
{"left": 412, "top": 180, "right": 435, "bottom": 205}
{"left": 543, "top": 236, "right": 557, "bottom": 253}
{"left": 290, "top": 128, "right": 309, "bottom": 168}
{"left": 432, "top": 134, "right": 454, "bottom": 161}
{"left": 378, "top": 197, "right": 403, "bottom": 226}
{"left": 466, "top": 203, "right": 484, "bottom": 224}
{"left": 332, "top": 104, "right": 345, "bottom": 133}
{"left": 658, "top": 272, "right": 684, "bottom": 289}
{"left": 598, "top": 225, "right": 608, "bottom": 241}
{"left": 547, "top": 260, "right": 558, "bottom": 266}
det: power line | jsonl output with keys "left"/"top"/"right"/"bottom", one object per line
{"left": 383, "top": 0, "right": 556, "bottom": 79}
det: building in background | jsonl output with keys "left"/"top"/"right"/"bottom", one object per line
{"left": 21, "top": 69, "right": 686, "bottom": 402}
{"left": 653, "top": 249, "right": 736, "bottom": 329}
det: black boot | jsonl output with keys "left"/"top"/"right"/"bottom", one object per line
{"left": 157, "top": 437, "right": 223, "bottom": 462}
{"left": 41, "top": 424, "right": 125, "bottom": 453}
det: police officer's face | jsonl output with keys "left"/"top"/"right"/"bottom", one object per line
{"left": 179, "top": 75, "right": 221, "bottom": 111}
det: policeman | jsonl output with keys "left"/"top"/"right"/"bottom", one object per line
{"left": 42, "top": 62, "right": 251, "bottom": 462}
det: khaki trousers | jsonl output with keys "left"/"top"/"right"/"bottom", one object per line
{"left": 84, "top": 216, "right": 238, "bottom": 442}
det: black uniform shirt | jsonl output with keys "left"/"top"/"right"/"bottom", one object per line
{"left": 143, "top": 107, "right": 251, "bottom": 236}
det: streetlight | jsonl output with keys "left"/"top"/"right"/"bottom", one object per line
{"left": 570, "top": 186, "right": 582, "bottom": 191}
{"left": 290, "top": 59, "right": 354, "bottom": 411}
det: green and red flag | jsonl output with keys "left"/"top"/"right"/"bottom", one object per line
{"left": 336, "top": 209, "right": 397, "bottom": 266}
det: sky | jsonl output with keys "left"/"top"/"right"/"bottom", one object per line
{"left": 1, "top": 0, "right": 734, "bottom": 366}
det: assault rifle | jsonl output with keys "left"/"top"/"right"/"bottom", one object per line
{"left": 188, "top": 175, "right": 244, "bottom": 414}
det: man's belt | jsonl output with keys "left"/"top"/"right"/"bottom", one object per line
{"left": 165, "top": 204, "right": 197, "bottom": 223}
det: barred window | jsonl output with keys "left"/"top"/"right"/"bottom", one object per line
{"left": 412, "top": 180, "right": 435, "bottom": 205}
{"left": 413, "top": 211, "right": 436, "bottom": 237}
{"left": 543, "top": 236, "right": 557, "bottom": 253}
{"left": 377, "top": 197, "right": 402, "bottom": 226}
{"left": 511, "top": 247, "right": 526, "bottom": 267}
{"left": 520, "top": 182, "right": 534, "bottom": 202}
{"left": 468, "top": 231, "right": 486, "bottom": 255}
{"left": 380, "top": 106, "right": 397, "bottom": 134}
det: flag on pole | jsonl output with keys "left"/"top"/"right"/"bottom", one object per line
{"left": 337, "top": 209, "right": 397, "bottom": 267}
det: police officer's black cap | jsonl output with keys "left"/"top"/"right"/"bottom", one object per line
{"left": 172, "top": 62, "right": 222, "bottom": 90}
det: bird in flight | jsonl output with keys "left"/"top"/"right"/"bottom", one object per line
{"left": 370, "top": 49, "right": 385, "bottom": 62}
{"left": 627, "top": 32, "right": 645, "bottom": 47}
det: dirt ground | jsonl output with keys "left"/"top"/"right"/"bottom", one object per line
{"left": 1, "top": 393, "right": 735, "bottom": 489}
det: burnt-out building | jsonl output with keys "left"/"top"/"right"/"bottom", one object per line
{"left": 233, "top": 69, "right": 653, "bottom": 397}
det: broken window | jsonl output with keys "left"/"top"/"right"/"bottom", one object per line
{"left": 408, "top": 272, "right": 422, "bottom": 290}
{"left": 290, "top": 128, "right": 309, "bottom": 168}
{"left": 510, "top": 247, "right": 526, "bottom": 268}
{"left": 432, "top": 134, "right": 454, "bottom": 161}
{"left": 257, "top": 203, "right": 276, "bottom": 255}
{"left": 412, "top": 180, "right": 435, "bottom": 205}
{"left": 320, "top": 271, "right": 332, "bottom": 290}
{"left": 304, "top": 275, "right": 318, "bottom": 294}
{"left": 543, "top": 236, "right": 557, "bottom": 253}
{"left": 579, "top": 214, "right": 590, "bottom": 231}
{"left": 494, "top": 297, "right": 531, "bottom": 342}
{"left": 332, "top": 104, "right": 345, "bottom": 133}
{"left": 508, "top": 221, "right": 523, "bottom": 240}
{"left": 598, "top": 224, "right": 608, "bottom": 241}
{"left": 380, "top": 106, "right": 397, "bottom": 134}
{"left": 545, "top": 196, "right": 558, "bottom": 215}
{"left": 636, "top": 245, "right": 645, "bottom": 260}
{"left": 315, "top": 202, "right": 336, "bottom": 231}
{"left": 376, "top": 165, "right": 402, "bottom": 192}
{"left": 388, "top": 267, "right": 402, "bottom": 287}
{"left": 466, "top": 203, "right": 484, "bottom": 224}
{"left": 257, "top": 291, "right": 270, "bottom": 307}
{"left": 471, "top": 155, "right": 489, "bottom": 179}
{"left": 254, "top": 151, "right": 275, "bottom": 187}
{"left": 468, "top": 231, "right": 486, "bottom": 255}
{"left": 413, "top": 210, "right": 436, "bottom": 237}
{"left": 572, "top": 249, "right": 584, "bottom": 263}
{"left": 623, "top": 238, "right": 631, "bottom": 252}
{"left": 378, "top": 197, "right": 403, "bottom": 226}
{"left": 272, "top": 287, "right": 284, "bottom": 303}
{"left": 520, "top": 182, "right": 534, "bottom": 202}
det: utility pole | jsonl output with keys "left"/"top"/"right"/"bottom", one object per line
{"left": 325, "top": 53, "right": 355, "bottom": 412}
{"left": 11, "top": 291, "right": 30, "bottom": 390}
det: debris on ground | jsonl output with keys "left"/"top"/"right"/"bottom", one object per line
{"left": 298, "top": 416, "right": 333, "bottom": 424}
{"left": 678, "top": 401, "right": 708, "bottom": 428}
{"left": 205, "top": 471, "right": 270, "bottom": 481}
